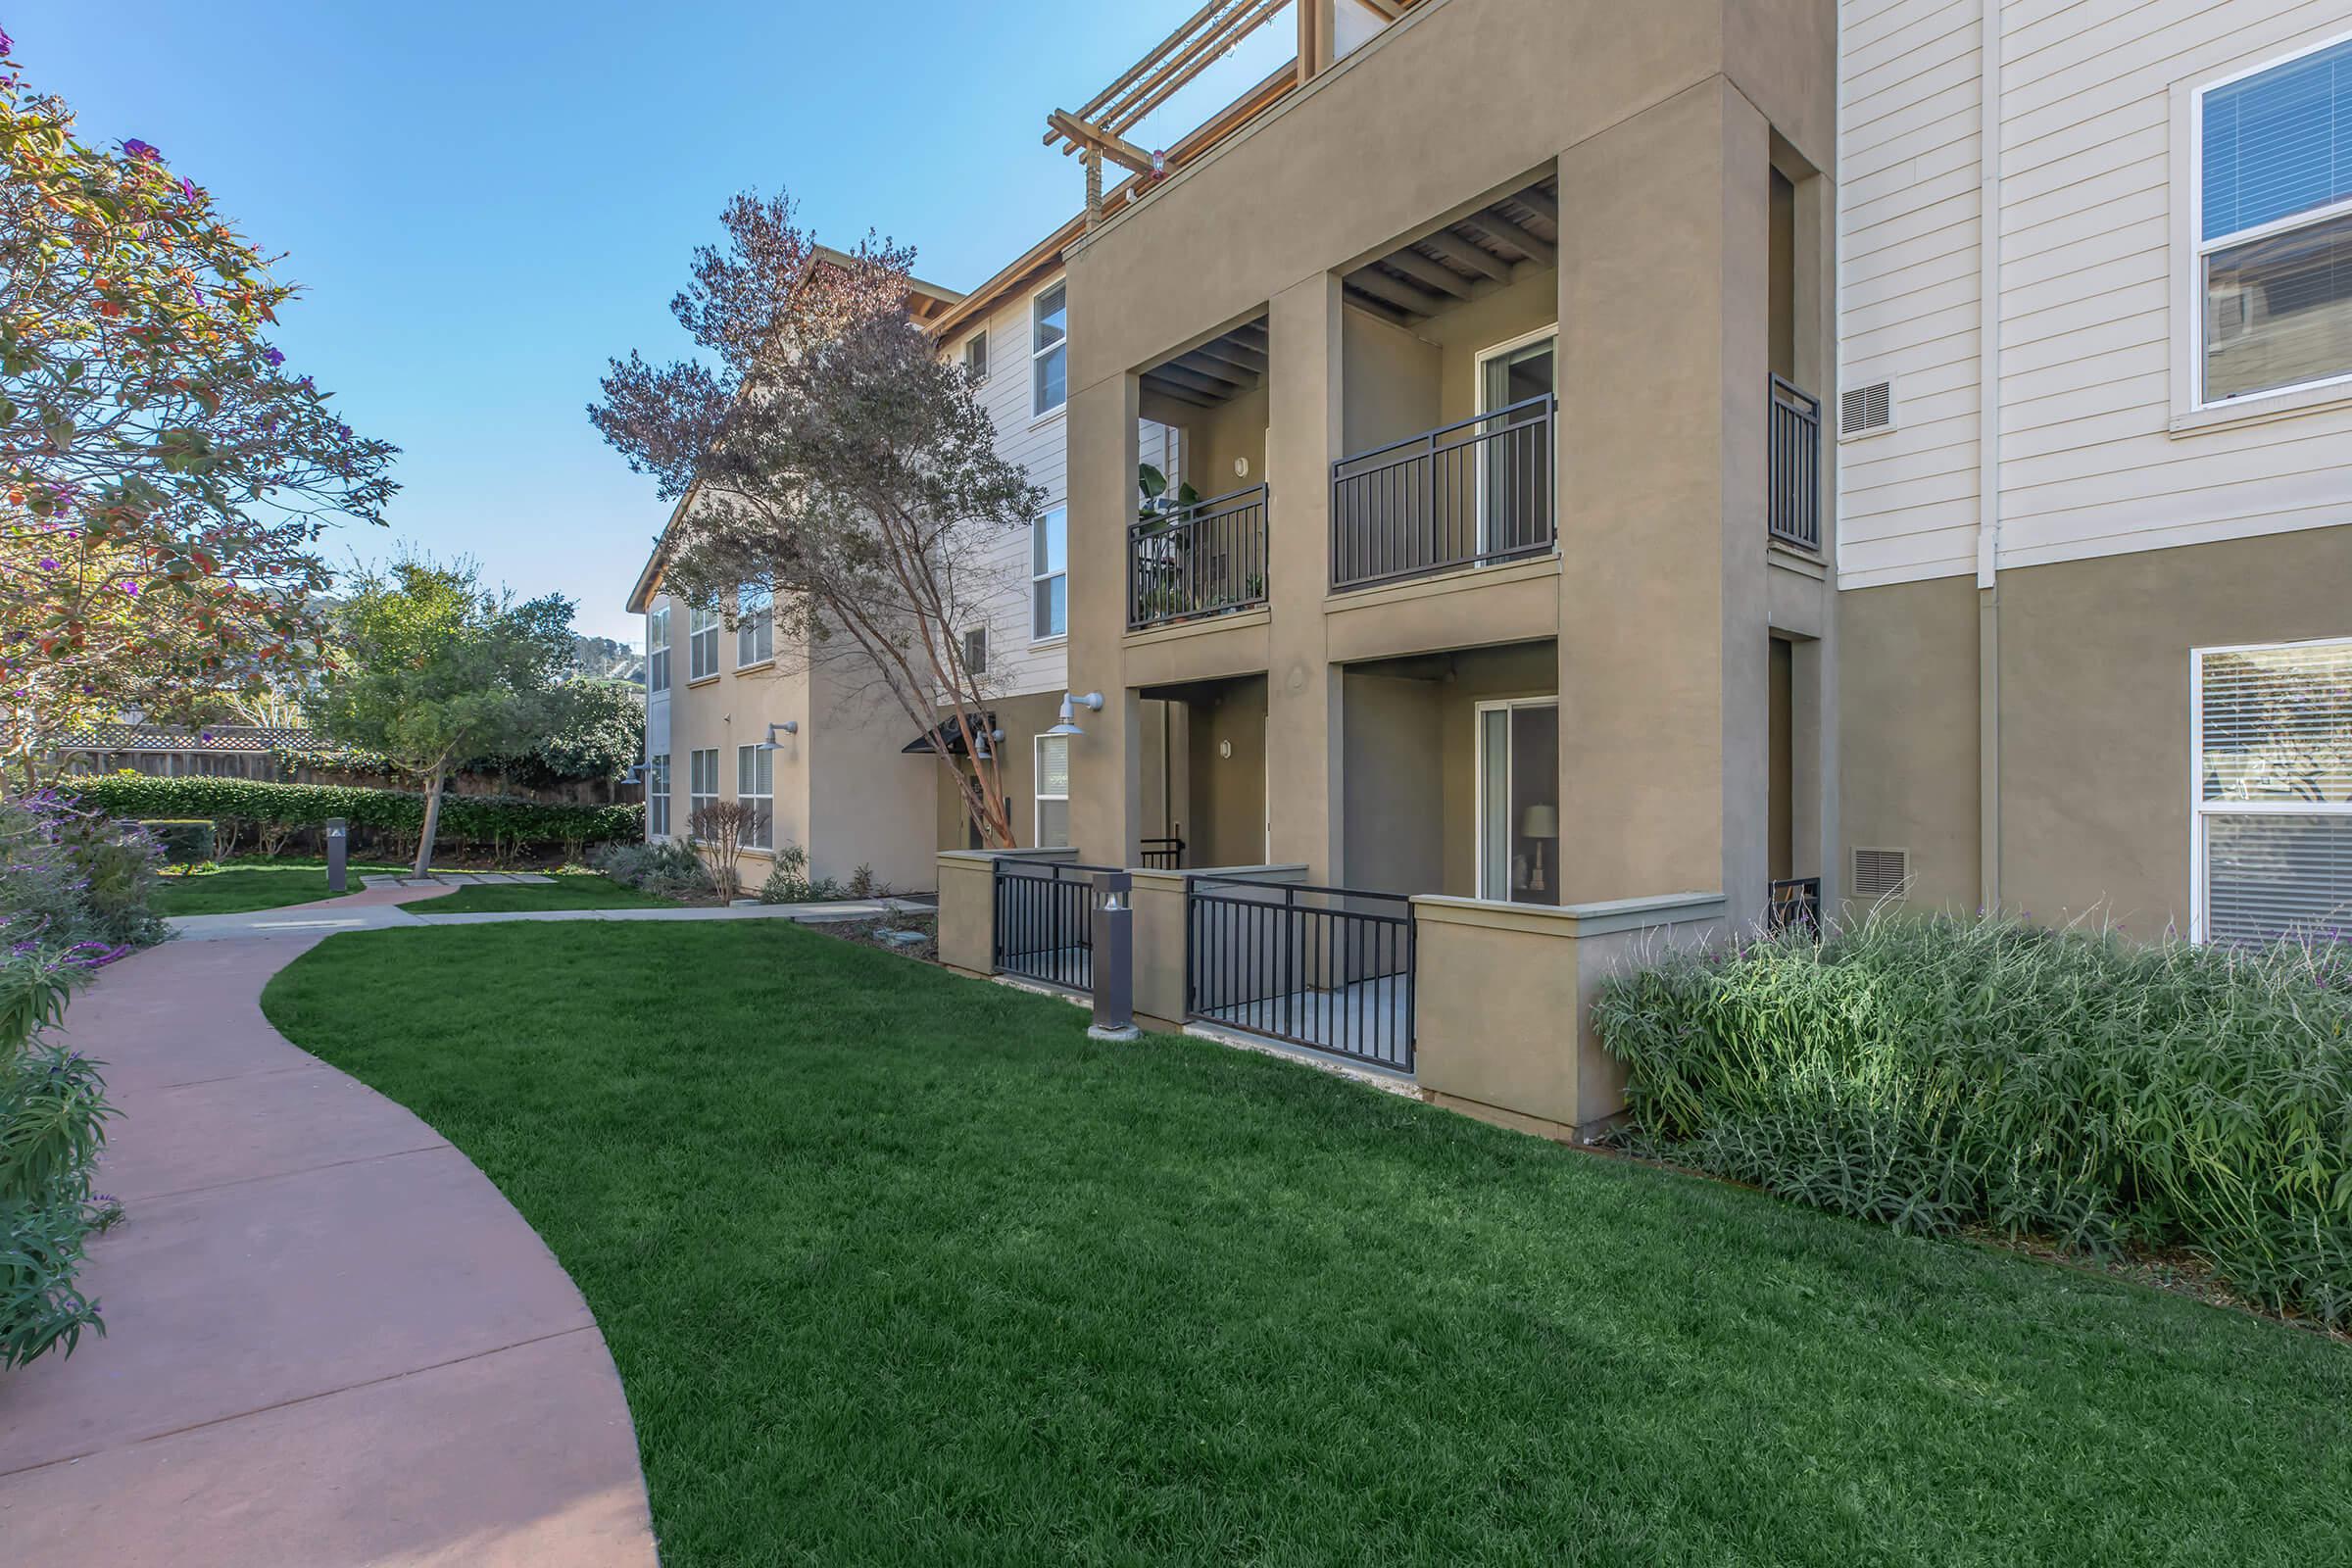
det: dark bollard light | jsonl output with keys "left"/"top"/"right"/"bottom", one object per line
{"left": 324, "top": 817, "right": 348, "bottom": 894}
{"left": 1088, "top": 870, "right": 1139, "bottom": 1042}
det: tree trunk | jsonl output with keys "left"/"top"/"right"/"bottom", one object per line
{"left": 414, "top": 758, "right": 448, "bottom": 879}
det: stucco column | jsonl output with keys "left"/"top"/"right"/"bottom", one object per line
{"left": 1067, "top": 368, "right": 1142, "bottom": 862}
{"left": 1554, "top": 78, "right": 1764, "bottom": 907}
{"left": 1263, "top": 272, "right": 1345, "bottom": 882}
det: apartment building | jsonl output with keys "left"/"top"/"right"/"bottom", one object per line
{"left": 1838, "top": 1, "right": 2352, "bottom": 943}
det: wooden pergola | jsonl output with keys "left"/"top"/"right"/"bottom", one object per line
{"left": 1045, "top": 0, "right": 1424, "bottom": 224}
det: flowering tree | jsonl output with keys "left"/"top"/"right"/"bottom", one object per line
{"left": 590, "top": 192, "right": 1041, "bottom": 848}
{"left": 0, "top": 35, "right": 396, "bottom": 791}
{"left": 308, "top": 557, "right": 577, "bottom": 878}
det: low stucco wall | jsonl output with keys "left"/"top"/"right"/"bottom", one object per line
{"left": 1128, "top": 863, "right": 1309, "bottom": 1027}
{"left": 1411, "top": 891, "right": 1726, "bottom": 1140}
{"left": 934, "top": 848, "right": 1081, "bottom": 979}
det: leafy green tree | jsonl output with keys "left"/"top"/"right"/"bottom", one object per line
{"left": 309, "top": 558, "right": 573, "bottom": 877}
{"left": 483, "top": 677, "right": 644, "bottom": 794}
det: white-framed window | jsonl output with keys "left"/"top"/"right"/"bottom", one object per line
{"left": 647, "top": 606, "right": 670, "bottom": 693}
{"left": 1034, "top": 733, "right": 1070, "bottom": 848}
{"left": 737, "top": 743, "right": 773, "bottom": 851}
{"left": 688, "top": 605, "right": 720, "bottom": 681}
{"left": 2191, "top": 637, "right": 2352, "bottom": 945}
{"left": 687, "top": 748, "right": 719, "bottom": 836}
{"left": 963, "top": 625, "right": 988, "bottom": 675}
{"left": 963, "top": 329, "right": 990, "bottom": 381}
{"left": 2191, "top": 32, "right": 2352, "bottom": 408}
{"left": 646, "top": 753, "right": 670, "bottom": 837}
{"left": 1473, "top": 697, "right": 1562, "bottom": 907}
{"left": 736, "top": 585, "right": 773, "bottom": 667}
{"left": 1031, "top": 281, "right": 1066, "bottom": 416}
{"left": 1031, "top": 504, "right": 1067, "bottom": 641}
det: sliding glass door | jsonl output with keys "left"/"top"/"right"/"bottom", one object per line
{"left": 1476, "top": 698, "right": 1560, "bottom": 906}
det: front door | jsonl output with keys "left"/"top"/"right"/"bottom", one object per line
{"left": 1476, "top": 698, "right": 1560, "bottom": 906}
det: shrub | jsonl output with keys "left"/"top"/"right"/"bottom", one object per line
{"left": 138, "top": 818, "right": 217, "bottom": 867}
{"left": 0, "top": 792, "right": 164, "bottom": 953}
{"left": 1593, "top": 909, "right": 2352, "bottom": 1327}
{"left": 589, "top": 839, "right": 712, "bottom": 901}
{"left": 758, "top": 843, "right": 847, "bottom": 905}
{"left": 0, "top": 939, "right": 117, "bottom": 1368}
{"left": 60, "top": 775, "right": 640, "bottom": 863}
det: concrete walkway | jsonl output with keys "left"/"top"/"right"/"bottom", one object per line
{"left": 169, "top": 892, "right": 932, "bottom": 942}
{"left": 0, "top": 884, "right": 660, "bottom": 1568}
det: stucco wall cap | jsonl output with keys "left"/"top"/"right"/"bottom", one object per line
{"left": 1133, "top": 862, "right": 1310, "bottom": 890}
{"left": 1413, "top": 891, "right": 1726, "bottom": 937}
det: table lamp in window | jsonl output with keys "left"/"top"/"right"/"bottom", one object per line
{"left": 1521, "top": 804, "right": 1557, "bottom": 895}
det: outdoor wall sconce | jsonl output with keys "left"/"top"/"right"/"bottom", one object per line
{"left": 1046, "top": 691, "right": 1104, "bottom": 738}
{"left": 754, "top": 720, "right": 799, "bottom": 751}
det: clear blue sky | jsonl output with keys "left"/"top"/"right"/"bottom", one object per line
{"left": 12, "top": 1, "right": 1290, "bottom": 644}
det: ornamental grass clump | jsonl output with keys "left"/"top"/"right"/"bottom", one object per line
{"left": 1594, "top": 909, "right": 2352, "bottom": 1326}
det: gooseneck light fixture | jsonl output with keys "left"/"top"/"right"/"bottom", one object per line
{"left": 754, "top": 720, "right": 799, "bottom": 751}
{"left": 1045, "top": 691, "right": 1103, "bottom": 739}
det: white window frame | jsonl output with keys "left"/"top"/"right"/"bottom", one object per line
{"left": 1030, "top": 504, "right": 1067, "bottom": 644}
{"left": 736, "top": 585, "right": 773, "bottom": 668}
{"left": 688, "top": 605, "right": 720, "bottom": 681}
{"left": 1471, "top": 696, "right": 1561, "bottom": 903}
{"left": 2174, "top": 25, "right": 2352, "bottom": 426}
{"left": 1472, "top": 324, "right": 1559, "bottom": 560}
{"left": 737, "top": 743, "right": 773, "bottom": 851}
{"left": 1031, "top": 280, "right": 1067, "bottom": 420}
{"left": 646, "top": 753, "right": 670, "bottom": 837}
{"left": 963, "top": 328, "right": 990, "bottom": 382}
{"left": 687, "top": 748, "right": 718, "bottom": 836}
{"left": 646, "top": 606, "right": 670, "bottom": 693}
{"left": 2188, "top": 635, "right": 2352, "bottom": 943}
{"left": 962, "top": 625, "right": 988, "bottom": 676}
{"left": 1034, "top": 733, "right": 1071, "bottom": 849}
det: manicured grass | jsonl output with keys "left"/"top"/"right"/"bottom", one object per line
{"left": 261, "top": 923, "right": 2352, "bottom": 1566}
{"left": 416, "top": 872, "right": 674, "bottom": 914}
{"left": 149, "top": 859, "right": 402, "bottom": 916}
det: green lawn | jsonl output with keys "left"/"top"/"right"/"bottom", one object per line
{"left": 150, "top": 858, "right": 402, "bottom": 916}
{"left": 416, "top": 872, "right": 674, "bottom": 914}
{"left": 261, "top": 923, "right": 2352, "bottom": 1566}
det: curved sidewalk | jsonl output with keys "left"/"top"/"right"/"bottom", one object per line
{"left": 0, "top": 886, "right": 659, "bottom": 1567}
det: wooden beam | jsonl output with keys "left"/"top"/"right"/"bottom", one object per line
{"left": 1174, "top": 352, "right": 1263, "bottom": 391}
{"left": 1380, "top": 247, "right": 1475, "bottom": 299}
{"left": 1047, "top": 111, "right": 1159, "bottom": 177}
{"left": 1071, "top": 0, "right": 1235, "bottom": 123}
{"left": 1188, "top": 338, "right": 1269, "bottom": 375}
{"left": 1513, "top": 185, "right": 1560, "bottom": 225}
{"left": 1464, "top": 208, "right": 1557, "bottom": 268}
{"left": 1139, "top": 373, "right": 1219, "bottom": 409}
{"left": 1356, "top": 0, "right": 1404, "bottom": 18}
{"left": 1149, "top": 360, "right": 1248, "bottom": 398}
{"left": 1340, "top": 288, "right": 1418, "bottom": 330}
{"left": 1106, "top": 0, "right": 1292, "bottom": 137}
{"left": 1423, "top": 227, "right": 1512, "bottom": 282}
{"left": 1346, "top": 267, "right": 1446, "bottom": 317}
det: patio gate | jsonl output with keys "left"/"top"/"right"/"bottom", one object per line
{"left": 1185, "top": 875, "right": 1415, "bottom": 1073}
{"left": 993, "top": 858, "right": 1117, "bottom": 993}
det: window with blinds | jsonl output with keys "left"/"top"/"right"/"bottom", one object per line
{"left": 2194, "top": 638, "right": 2352, "bottom": 945}
{"left": 2195, "top": 34, "right": 2352, "bottom": 405}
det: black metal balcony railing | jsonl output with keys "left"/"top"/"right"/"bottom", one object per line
{"left": 1768, "top": 375, "right": 1822, "bottom": 553}
{"left": 1185, "top": 876, "right": 1416, "bottom": 1073}
{"left": 1767, "top": 875, "right": 1822, "bottom": 936}
{"left": 1331, "top": 394, "right": 1555, "bottom": 592}
{"left": 993, "top": 857, "right": 1118, "bottom": 993}
{"left": 1129, "top": 484, "right": 1269, "bottom": 629}
{"left": 1141, "top": 833, "right": 1185, "bottom": 870}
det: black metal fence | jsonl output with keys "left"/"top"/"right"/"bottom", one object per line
{"left": 1141, "top": 833, "right": 1185, "bottom": 870}
{"left": 1768, "top": 375, "right": 1822, "bottom": 553}
{"left": 1767, "top": 875, "right": 1822, "bottom": 935}
{"left": 1130, "top": 484, "right": 1270, "bottom": 629}
{"left": 1185, "top": 876, "right": 1415, "bottom": 1073}
{"left": 993, "top": 858, "right": 1116, "bottom": 992}
{"left": 1331, "top": 395, "right": 1555, "bottom": 592}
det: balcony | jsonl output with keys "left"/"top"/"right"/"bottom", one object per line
{"left": 1330, "top": 395, "right": 1556, "bottom": 592}
{"left": 1129, "top": 483, "right": 1270, "bottom": 630}
{"left": 1768, "top": 375, "right": 1822, "bottom": 553}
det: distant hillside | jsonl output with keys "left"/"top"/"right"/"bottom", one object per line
{"left": 572, "top": 632, "right": 645, "bottom": 684}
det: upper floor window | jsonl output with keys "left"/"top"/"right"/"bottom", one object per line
{"left": 963, "top": 329, "right": 990, "bottom": 382}
{"left": 737, "top": 585, "right": 773, "bottom": 667}
{"left": 646, "top": 606, "right": 670, "bottom": 693}
{"left": 688, "top": 605, "right": 720, "bottom": 681}
{"left": 1031, "top": 505, "right": 1067, "bottom": 641}
{"left": 2195, "top": 34, "right": 2352, "bottom": 406}
{"left": 963, "top": 625, "right": 988, "bottom": 675}
{"left": 1032, "top": 282, "right": 1067, "bottom": 416}
{"left": 2192, "top": 636, "right": 2352, "bottom": 946}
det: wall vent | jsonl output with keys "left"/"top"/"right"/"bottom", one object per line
{"left": 1839, "top": 380, "right": 1895, "bottom": 438}
{"left": 1851, "top": 846, "right": 1910, "bottom": 901}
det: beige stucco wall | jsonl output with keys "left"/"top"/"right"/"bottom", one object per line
{"left": 1997, "top": 528, "right": 2352, "bottom": 935}
{"left": 929, "top": 688, "right": 1065, "bottom": 856}
{"left": 1182, "top": 675, "right": 1269, "bottom": 869}
{"left": 1837, "top": 573, "right": 1980, "bottom": 914}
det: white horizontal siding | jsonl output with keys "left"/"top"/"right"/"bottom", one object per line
{"left": 1838, "top": 0, "right": 2352, "bottom": 591}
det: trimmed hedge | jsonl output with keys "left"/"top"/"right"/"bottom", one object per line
{"left": 1594, "top": 909, "right": 2352, "bottom": 1328}
{"left": 64, "top": 776, "right": 640, "bottom": 855}
{"left": 138, "top": 819, "right": 216, "bottom": 866}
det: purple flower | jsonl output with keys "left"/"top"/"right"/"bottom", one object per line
{"left": 263, "top": 347, "right": 284, "bottom": 367}
{"left": 38, "top": 559, "right": 57, "bottom": 571}
{"left": 123, "top": 138, "right": 160, "bottom": 162}
{"left": 179, "top": 176, "right": 199, "bottom": 203}
{"left": 0, "top": 27, "right": 13, "bottom": 55}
